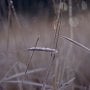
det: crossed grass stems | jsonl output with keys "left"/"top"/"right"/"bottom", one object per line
{"left": 0, "top": 0, "right": 90, "bottom": 90}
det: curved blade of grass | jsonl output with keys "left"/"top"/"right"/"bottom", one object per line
{"left": 60, "top": 35, "right": 90, "bottom": 52}
{"left": 3, "top": 80, "right": 52, "bottom": 89}
{"left": 1, "top": 68, "right": 46, "bottom": 82}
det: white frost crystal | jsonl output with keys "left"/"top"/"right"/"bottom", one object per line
{"left": 27, "top": 47, "right": 58, "bottom": 53}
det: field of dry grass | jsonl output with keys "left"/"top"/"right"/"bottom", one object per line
{"left": 0, "top": 1, "right": 90, "bottom": 89}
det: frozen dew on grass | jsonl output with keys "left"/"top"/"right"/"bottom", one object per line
{"left": 27, "top": 47, "right": 58, "bottom": 53}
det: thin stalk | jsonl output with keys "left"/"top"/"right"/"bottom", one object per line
{"left": 14, "top": 66, "right": 23, "bottom": 90}
{"left": 24, "top": 36, "right": 40, "bottom": 75}
{"left": 3, "top": 80, "right": 53, "bottom": 89}
{"left": 60, "top": 35, "right": 90, "bottom": 53}
{"left": 2, "top": 68, "right": 46, "bottom": 81}
{"left": 0, "top": 62, "right": 17, "bottom": 83}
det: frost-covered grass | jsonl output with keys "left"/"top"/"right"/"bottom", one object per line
{"left": 0, "top": 0, "right": 90, "bottom": 90}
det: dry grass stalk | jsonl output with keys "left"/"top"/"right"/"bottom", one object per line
{"left": 14, "top": 66, "right": 23, "bottom": 90}
{"left": 2, "top": 68, "right": 46, "bottom": 81}
{"left": 60, "top": 35, "right": 90, "bottom": 52}
{"left": 24, "top": 36, "right": 40, "bottom": 76}
{"left": 3, "top": 80, "right": 53, "bottom": 89}
{"left": 60, "top": 77, "right": 75, "bottom": 89}
{"left": 0, "top": 62, "right": 18, "bottom": 83}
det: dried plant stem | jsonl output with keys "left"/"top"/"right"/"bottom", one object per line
{"left": 14, "top": 66, "right": 23, "bottom": 90}
{"left": 53, "top": 0, "right": 63, "bottom": 90}
{"left": 7, "top": 0, "right": 30, "bottom": 66}
{"left": 2, "top": 68, "right": 46, "bottom": 81}
{"left": 3, "top": 80, "right": 53, "bottom": 89}
{"left": 24, "top": 36, "right": 40, "bottom": 75}
{"left": 60, "top": 77, "right": 75, "bottom": 89}
{"left": 60, "top": 35, "right": 90, "bottom": 53}
{"left": 0, "top": 62, "right": 17, "bottom": 83}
